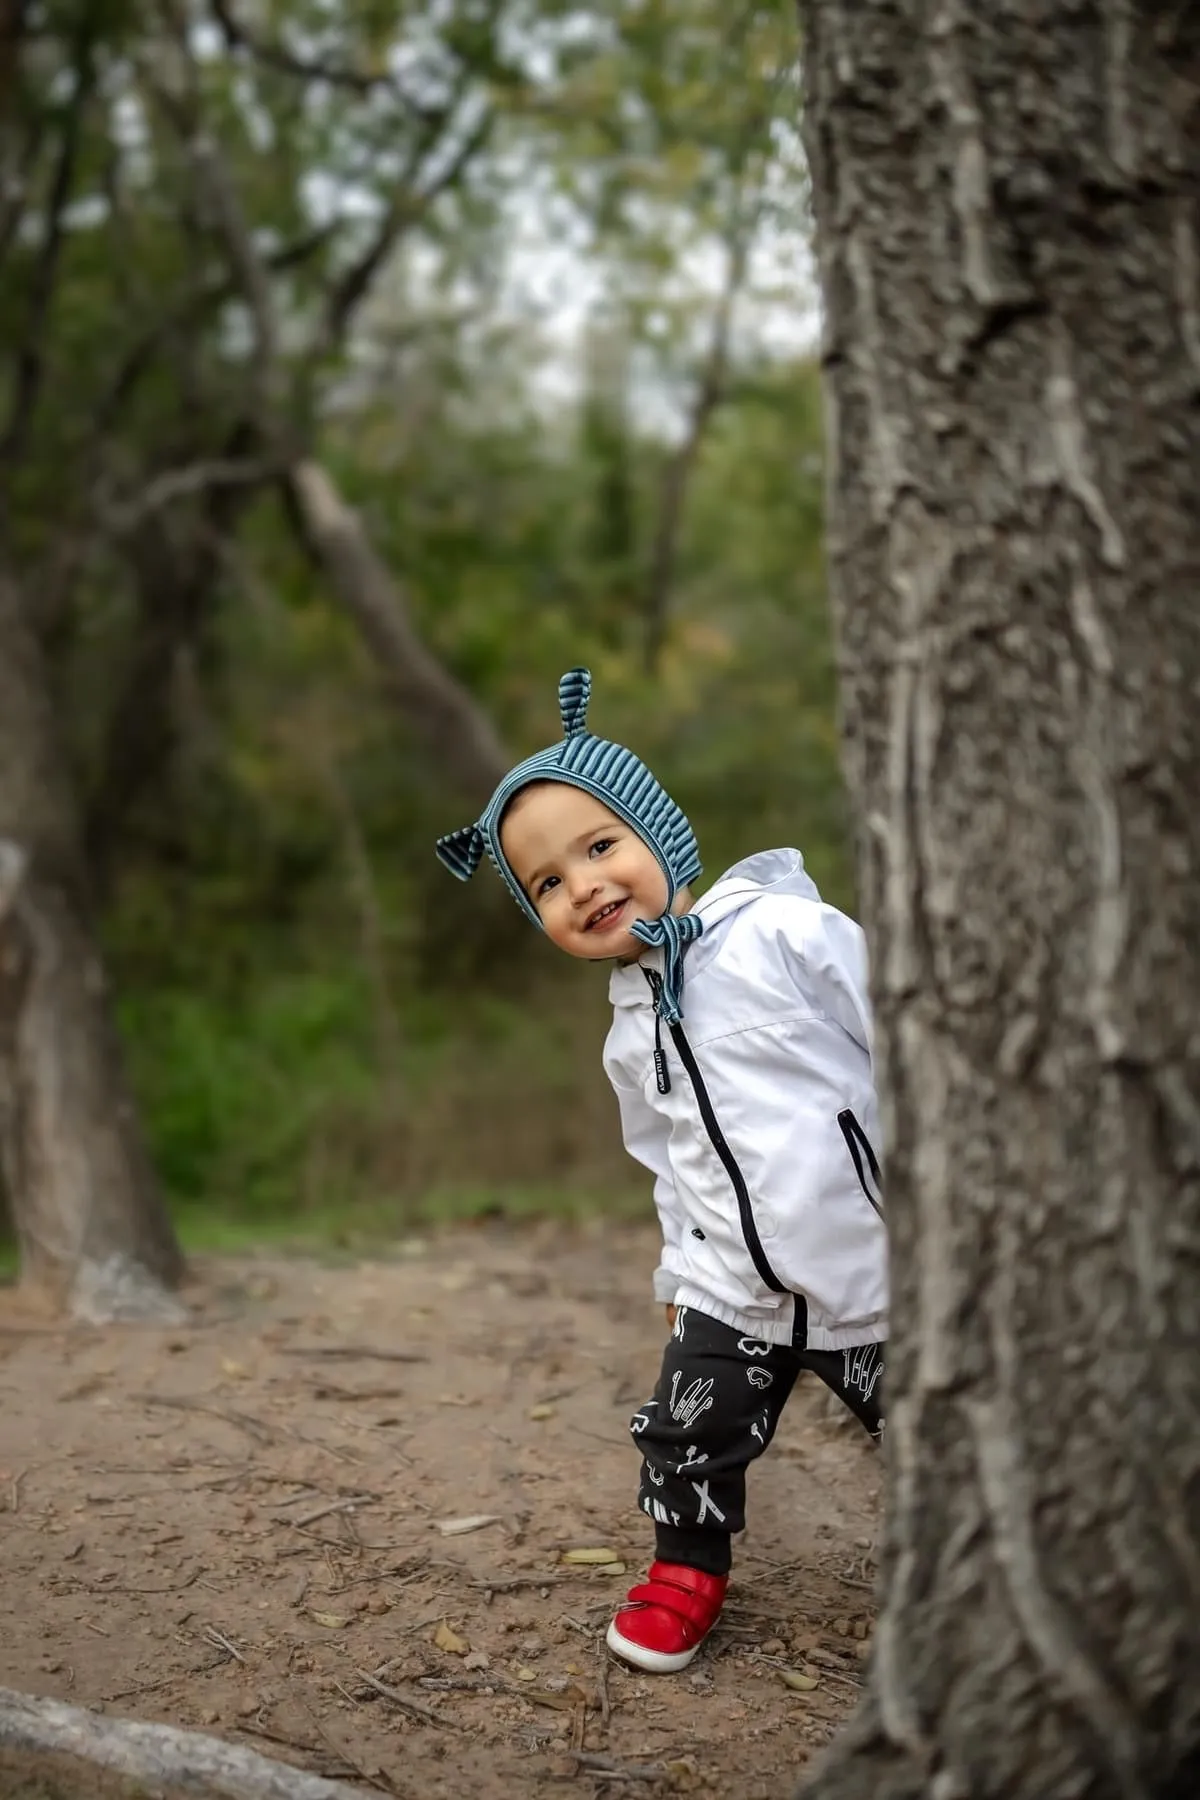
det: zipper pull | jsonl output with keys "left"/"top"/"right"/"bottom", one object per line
{"left": 644, "top": 968, "right": 671, "bottom": 1093}
{"left": 654, "top": 1038, "right": 671, "bottom": 1096}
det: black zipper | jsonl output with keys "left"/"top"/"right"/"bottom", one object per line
{"left": 837, "top": 1108, "right": 884, "bottom": 1218}
{"left": 643, "top": 968, "right": 786, "bottom": 1294}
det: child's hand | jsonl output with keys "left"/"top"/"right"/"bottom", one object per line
{"left": 665, "top": 1305, "right": 677, "bottom": 1332}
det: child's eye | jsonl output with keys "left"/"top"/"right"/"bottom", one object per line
{"left": 535, "top": 874, "right": 560, "bottom": 898}
{"left": 589, "top": 838, "right": 614, "bottom": 857}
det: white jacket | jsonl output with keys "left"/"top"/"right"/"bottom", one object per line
{"left": 603, "top": 849, "right": 888, "bottom": 1350}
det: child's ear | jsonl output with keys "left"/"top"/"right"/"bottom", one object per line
{"left": 436, "top": 822, "right": 485, "bottom": 881}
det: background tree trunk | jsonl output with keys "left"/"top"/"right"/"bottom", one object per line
{"left": 793, "top": 5, "right": 1200, "bottom": 1798}
{"left": 0, "top": 574, "right": 183, "bottom": 1321}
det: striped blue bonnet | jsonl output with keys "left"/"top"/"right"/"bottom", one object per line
{"left": 436, "top": 668, "right": 702, "bottom": 1021}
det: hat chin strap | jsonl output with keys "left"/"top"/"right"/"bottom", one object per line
{"left": 629, "top": 912, "right": 704, "bottom": 1024}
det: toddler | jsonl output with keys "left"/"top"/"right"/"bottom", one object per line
{"left": 437, "top": 669, "right": 887, "bottom": 1673}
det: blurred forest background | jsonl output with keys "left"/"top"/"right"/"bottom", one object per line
{"left": 0, "top": 0, "right": 845, "bottom": 1256}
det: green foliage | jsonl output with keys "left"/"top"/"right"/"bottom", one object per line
{"left": 3, "top": 0, "right": 845, "bottom": 1234}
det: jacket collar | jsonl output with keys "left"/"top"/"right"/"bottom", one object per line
{"left": 609, "top": 848, "right": 820, "bottom": 1009}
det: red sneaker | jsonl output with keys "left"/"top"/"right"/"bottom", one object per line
{"left": 605, "top": 1561, "right": 728, "bottom": 1673}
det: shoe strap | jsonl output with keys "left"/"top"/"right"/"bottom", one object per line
{"left": 624, "top": 1577, "right": 722, "bottom": 1634}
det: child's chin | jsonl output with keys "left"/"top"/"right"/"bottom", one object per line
{"left": 577, "top": 930, "right": 636, "bottom": 963}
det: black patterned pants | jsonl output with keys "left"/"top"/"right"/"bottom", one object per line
{"left": 630, "top": 1304, "right": 885, "bottom": 1576}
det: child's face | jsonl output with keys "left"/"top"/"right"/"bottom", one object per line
{"left": 499, "top": 784, "right": 671, "bottom": 962}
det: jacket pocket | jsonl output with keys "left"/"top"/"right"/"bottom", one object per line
{"left": 837, "top": 1109, "right": 884, "bottom": 1219}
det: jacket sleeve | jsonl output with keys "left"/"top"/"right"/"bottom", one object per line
{"left": 609, "top": 1075, "right": 686, "bottom": 1304}
{"left": 781, "top": 902, "right": 875, "bottom": 1057}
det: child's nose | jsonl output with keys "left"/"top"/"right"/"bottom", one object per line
{"left": 568, "top": 866, "right": 601, "bottom": 905}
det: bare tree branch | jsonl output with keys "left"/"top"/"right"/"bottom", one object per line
{"left": 145, "top": 2, "right": 509, "bottom": 798}
{"left": 209, "top": 0, "right": 408, "bottom": 101}
{"left": 0, "top": 3, "right": 44, "bottom": 271}
{"left": 148, "top": 3, "right": 288, "bottom": 423}
{"left": 642, "top": 197, "right": 758, "bottom": 673}
{"left": 99, "top": 457, "right": 277, "bottom": 534}
{"left": 287, "top": 458, "right": 509, "bottom": 800}
{"left": 319, "top": 86, "right": 494, "bottom": 354}
{"left": 93, "top": 222, "right": 333, "bottom": 440}
{"left": 0, "top": 8, "right": 98, "bottom": 473}
{"left": 0, "top": 0, "right": 29, "bottom": 116}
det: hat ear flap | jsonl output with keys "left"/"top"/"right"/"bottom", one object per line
{"left": 558, "top": 667, "right": 592, "bottom": 738}
{"left": 436, "top": 822, "right": 486, "bottom": 881}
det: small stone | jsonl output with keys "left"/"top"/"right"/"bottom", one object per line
{"left": 761, "top": 1638, "right": 786, "bottom": 1656}
{"left": 367, "top": 1594, "right": 391, "bottom": 1615}
{"left": 199, "top": 1708, "right": 219, "bottom": 1726}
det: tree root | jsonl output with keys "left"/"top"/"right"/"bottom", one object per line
{"left": 0, "top": 1687, "right": 374, "bottom": 1800}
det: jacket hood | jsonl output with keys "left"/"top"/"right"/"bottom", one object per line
{"left": 691, "top": 847, "right": 820, "bottom": 926}
{"left": 609, "top": 848, "right": 821, "bottom": 1009}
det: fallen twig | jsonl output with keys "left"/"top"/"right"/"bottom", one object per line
{"left": 596, "top": 1643, "right": 612, "bottom": 1726}
{"left": 202, "top": 1626, "right": 246, "bottom": 1665}
{"left": 311, "top": 1385, "right": 408, "bottom": 1403}
{"left": 103, "top": 1656, "right": 224, "bottom": 1703}
{"left": 140, "top": 1394, "right": 277, "bottom": 1446}
{"left": 108, "top": 1567, "right": 202, "bottom": 1596}
{"left": 471, "top": 1572, "right": 563, "bottom": 1595}
{"left": 281, "top": 1346, "right": 427, "bottom": 1365}
{"left": 570, "top": 1750, "right": 666, "bottom": 1783}
{"left": 833, "top": 1570, "right": 875, "bottom": 1592}
{"left": 298, "top": 1697, "right": 400, "bottom": 1797}
{"left": 351, "top": 1669, "right": 458, "bottom": 1730}
{"left": 291, "top": 1494, "right": 379, "bottom": 1531}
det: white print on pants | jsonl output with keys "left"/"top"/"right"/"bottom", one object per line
{"left": 691, "top": 1479, "right": 726, "bottom": 1525}
{"left": 843, "top": 1344, "right": 884, "bottom": 1403}
{"left": 670, "top": 1372, "right": 715, "bottom": 1429}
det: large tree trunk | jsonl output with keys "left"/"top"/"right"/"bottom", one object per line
{"left": 0, "top": 574, "right": 184, "bottom": 1320}
{"left": 793, "top": 6, "right": 1200, "bottom": 1799}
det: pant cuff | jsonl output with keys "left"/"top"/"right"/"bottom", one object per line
{"left": 654, "top": 1523, "right": 732, "bottom": 1577}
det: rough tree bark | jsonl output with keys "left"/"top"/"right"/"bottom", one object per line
{"left": 0, "top": 573, "right": 184, "bottom": 1320}
{"left": 792, "top": 5, "right": 1200, "bottom": 1800}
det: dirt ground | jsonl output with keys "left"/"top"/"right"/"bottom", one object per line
{"left": 0, "top": 1220, "right": 881, "bottom": 1800}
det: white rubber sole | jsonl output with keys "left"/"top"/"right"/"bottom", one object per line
{"left": 605, "top": 1617, "right": 703, "bottom": 1674}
